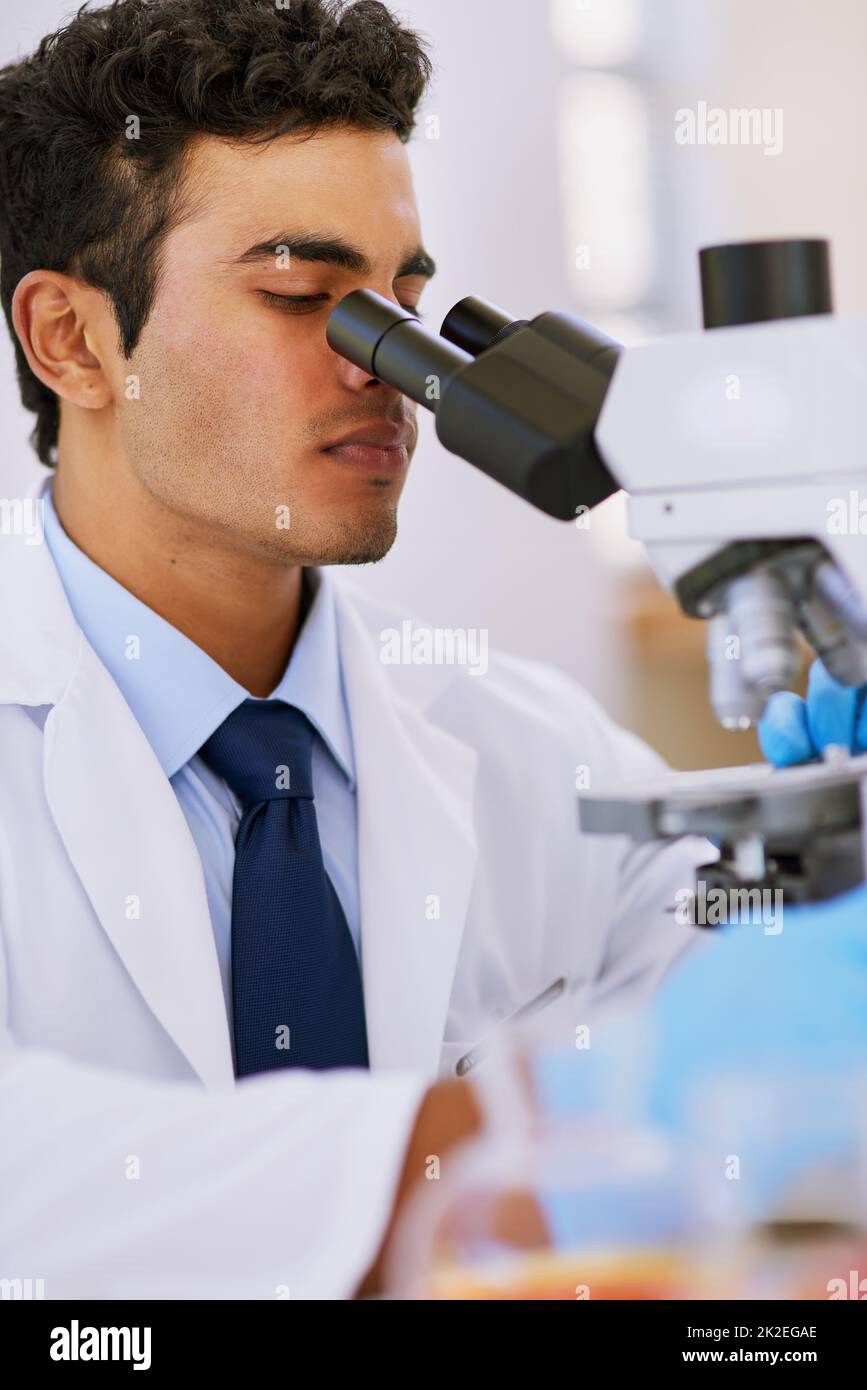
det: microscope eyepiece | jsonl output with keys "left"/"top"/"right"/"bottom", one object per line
{"left": 440, "top": 296, "right": 525, "bottom": 356}
{"left": 326, "top": 288, "right": 472, "bottom": 403}
{"left": 325, "top": 288, "right": 418, "bottom": 376}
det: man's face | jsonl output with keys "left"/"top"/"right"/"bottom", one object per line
{"left": 115, "top": 124, "right": 430, "bottom": 566}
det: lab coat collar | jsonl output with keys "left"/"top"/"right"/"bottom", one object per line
{"left": 0, "top": 471, "right": 81, "bottom": 706}
{"left": 0, "top": 470, "right": 479, "bottom": 1083}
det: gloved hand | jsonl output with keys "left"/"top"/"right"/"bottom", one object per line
{"left": 533, "top": 882, "right": 867, "bottom": 1231}
{"left": 758, "top": 659, "right": 867, "bottom": 766}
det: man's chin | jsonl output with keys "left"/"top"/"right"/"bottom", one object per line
{"left": 278, "top": 510, "right": 399, "bottom": 568}
{"left": 316, "top": 538, "right": 396, "bottom": 566}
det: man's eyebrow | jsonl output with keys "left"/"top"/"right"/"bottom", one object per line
{"left": 229, "top": 233, "right": 436, "bottom": 280}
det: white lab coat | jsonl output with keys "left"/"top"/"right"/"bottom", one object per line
{"left": 0, "top": 469, "right": 706, "bottom": 1299}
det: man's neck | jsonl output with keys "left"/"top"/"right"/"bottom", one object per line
{"left": 50, "top": 470, "right": 305, "bottom": 697}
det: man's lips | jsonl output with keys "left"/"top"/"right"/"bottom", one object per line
{"left": 323, "top": 443, "right": 408, "bottom": 473}
{"left": 320, "top": 421, "right": 414, "bottom": 474}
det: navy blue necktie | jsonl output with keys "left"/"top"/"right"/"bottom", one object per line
{"left": 199, "top": 699, "right": 369, "bottom": 1077}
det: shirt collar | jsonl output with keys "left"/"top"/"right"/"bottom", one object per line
{"left": 41, "top": 482, "right": 355, "bottom": 788}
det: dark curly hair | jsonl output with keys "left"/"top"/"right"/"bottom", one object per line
{"left": 0, "top": 0, "right": 431, "bottom": 465}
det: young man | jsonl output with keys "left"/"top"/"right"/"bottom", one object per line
{"left": 0, "top": 0, "right": 705, "bottom": 1297}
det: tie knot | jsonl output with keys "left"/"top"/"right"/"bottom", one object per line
{"left": 199, "top": 699, "right": 315, "bottom": 805}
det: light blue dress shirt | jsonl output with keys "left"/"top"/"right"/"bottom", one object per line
{"left": 41, "top": 482, "right": 360, "bottom": 1031}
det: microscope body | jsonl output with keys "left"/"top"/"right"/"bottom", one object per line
{"left": 327, "top": 238, "right": 867, "bottom": 905}
{"left": 597, "top": 310, "right": 867, "bottom": 729}
{"left": 587, "top": 307, "right": 867, "bottom": 909}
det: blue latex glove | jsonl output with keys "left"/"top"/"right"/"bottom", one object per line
{"left": 759, "top": 659, "right": 867, "bottom": 765}
{"left": 534, "top": 883, "right": 867, "bottom": 1239}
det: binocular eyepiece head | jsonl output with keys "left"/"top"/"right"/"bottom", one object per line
{"left": 325, "top": 287, "right": 621, "bottom": 520}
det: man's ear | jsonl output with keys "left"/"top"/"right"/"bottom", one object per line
{"left": 11, "top": 270, "right": 114, "bottom": 410}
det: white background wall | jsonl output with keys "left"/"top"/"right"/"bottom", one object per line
{"left": 1, "top": 0, "right": 865, "bottom": 727}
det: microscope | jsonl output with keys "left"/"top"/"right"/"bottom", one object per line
{"left": 327, "top": 239, "right": 867, "bottom": 910}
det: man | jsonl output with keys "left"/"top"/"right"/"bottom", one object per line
{"left": 0, "top": 0, "right": 706, "bottom": 1298}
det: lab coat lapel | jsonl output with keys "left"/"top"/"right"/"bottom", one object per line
{"left": 335, "top": 585, "right": 479, "bottom": 1076}
{"left": 43, "top": 639, "right": 235, "bottom": 1088}
{"left": 0, "top": 478, "right": 234, "bottom": 1091}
